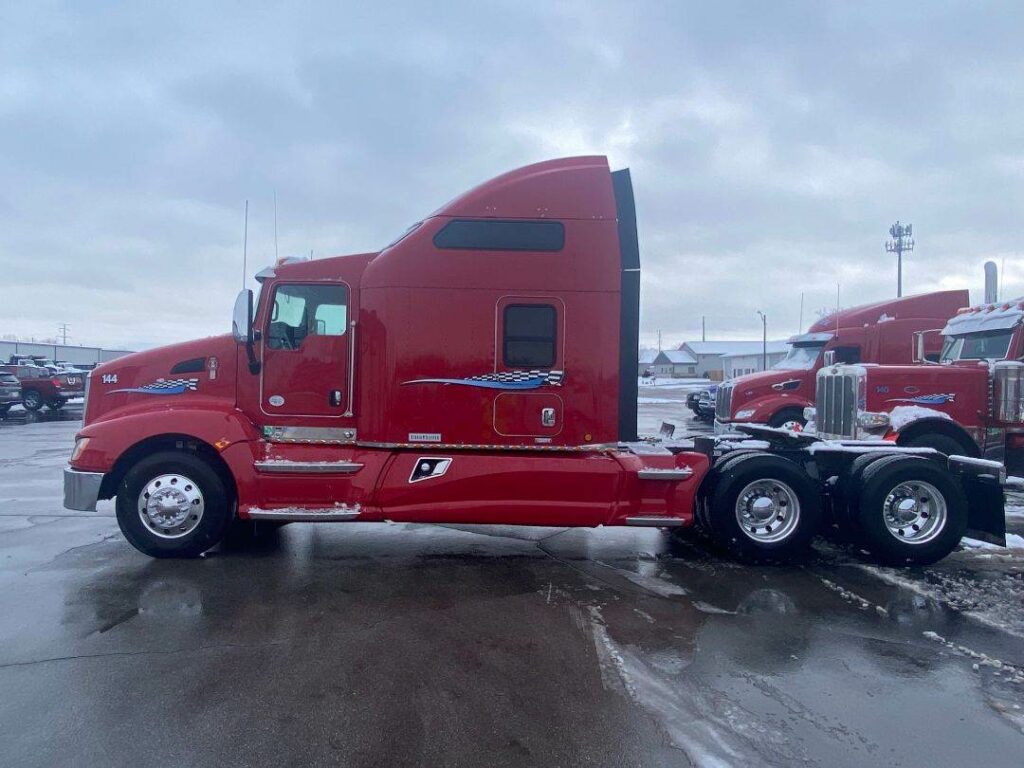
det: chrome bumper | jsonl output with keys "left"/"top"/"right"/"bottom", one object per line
{"left": 63, "top": 467, "right": 104, "bottom": 511}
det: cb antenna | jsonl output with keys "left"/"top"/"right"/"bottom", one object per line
{"left": 242, "top": 200, "right": 249, "bottom": 289}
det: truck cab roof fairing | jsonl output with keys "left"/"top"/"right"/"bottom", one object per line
{"left": 432, "top": 156, "right": 618, "bottom": 221}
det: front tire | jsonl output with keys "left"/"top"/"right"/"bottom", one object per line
{"left": 22, "top": 390, "right": 42, "bottom": 411}
{"left": 768, "top": 408, "right": 806, "bottom": 431}
{"left": 116, "top": 451, "right": 233, "bottom": 558}
{"left": 852, "top": 455, "right": 967, "bottom": 566}
{"left": 703, "top": 453, "right": 821, "bottom": 561}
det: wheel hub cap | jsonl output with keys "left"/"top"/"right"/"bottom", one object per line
{"left": 735, "top": 479, "right": 801, "bottom": 543}
{"left": 138, "top": 474, "right": 204, "bottom": 539}
{"left": 882, "top": 481, "right": 947, "bottom": 545}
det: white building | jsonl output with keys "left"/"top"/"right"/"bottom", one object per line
{"left": 719, "top": 342, "right": 790, "bottom": 379}
{"left": 678, "top": 341, "right": 789, "bottom": 380}
{"left": 649, "top": 349, "right": 698, "bottom": 377}
{"left": 0, "top": 340, "right": 133, "bottom": 369}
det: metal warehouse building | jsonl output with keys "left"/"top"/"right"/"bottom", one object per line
{"left": 0, "top": 341, "right": 133, "bottom": 368}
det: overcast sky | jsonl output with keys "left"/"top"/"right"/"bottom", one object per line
{"left": 2, "top": 1, "right": 1023, "bottom": 351}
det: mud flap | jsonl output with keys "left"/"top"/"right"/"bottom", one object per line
{"left": 947, "top": 456, "right": 1007, "bottom": 546}
{"left": 961, "top": 476, "right": 1007, "bottom": 546}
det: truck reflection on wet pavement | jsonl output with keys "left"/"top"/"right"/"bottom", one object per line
{"left": 0, "top": 395, "right": 1022, "bottom": 767}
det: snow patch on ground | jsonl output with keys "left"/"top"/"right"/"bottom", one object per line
{"left": 961, "top": 534, "right": 1024, "bottom": 550}
{"left": 637, "top": 397, "right": 679, "bottom": 405}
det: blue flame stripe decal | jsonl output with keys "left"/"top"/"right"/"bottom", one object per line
{"left": 403, "top": 370, "right": 564, "bottom": 390}
{"left": 109, "top": 378, "right": 199, "bottom": 396}
{"left": 886, "top": 393, "right": 956, "bottom": 405}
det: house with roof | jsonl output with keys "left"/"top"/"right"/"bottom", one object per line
{"left": 718, "top": 342, "right": 790, "bottom": 378}
{"left": 649, "top": 349, "right": 697, "bottom": 377}
{"left": 678, "top": 340, "right": 789, "bottom": 379}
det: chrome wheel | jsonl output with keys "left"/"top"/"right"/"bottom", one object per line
{"left": 138, "top": 473, "right": 205, "bottom": 539}
{"left": 882, "top": 481, "right": 947, "bottom": 545}
{"left": 735, "top": 479, "right": 801, "bottom": 543}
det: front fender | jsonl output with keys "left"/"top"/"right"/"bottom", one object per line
{"left": 731, "top": 393, "right": 812, "bottom": 423}
{"left": 72, "top": 406, "right": 260, "bottom": 473}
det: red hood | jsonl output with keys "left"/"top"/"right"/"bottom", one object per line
{"left": 86, "top": 335, "right": 239, "bottom": 426}
{"left": 725, "top": 367, "right": 815, "bottom": 417}
{"left": 861, "top": 363, "right": 989, "bottom": 424}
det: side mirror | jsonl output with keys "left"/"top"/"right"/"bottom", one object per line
{"left": 232, "top": 289, "right": 254, "bottom": 344}
{"left": 912, "top": 329, "right": 942, "bottom": 364}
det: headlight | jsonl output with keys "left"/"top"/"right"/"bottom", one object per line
{"left": 70, "top": 437, "right": 90, "bottom": 462}
{"left": 735, "top": 409, "right": 756, "bottom": 420}
{"left": 857, "top": 411, "right": 890, "bottom": 430}
{"left": 803, "top": 407, "right": 816, "bottom": 422}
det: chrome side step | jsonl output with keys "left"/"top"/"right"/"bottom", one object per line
{"left": 637, "top": 467, "right": 693, "bottom": 480}
{"left": 626, "top": 516, "right": 685, "bottom": 527}
{"left": 247, "top": 505, "right": 361, "bottom": 522}
{"left": 254, "top": 460, "right": 363, "bottom": 475}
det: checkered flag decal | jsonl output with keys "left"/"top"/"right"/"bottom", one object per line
{"left": 468, "top": 370, "right": 564, "bottom": 386}
{"left": 142, "top": 378, "right": 199, "bottom": 391}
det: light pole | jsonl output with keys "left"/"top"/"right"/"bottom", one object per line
{"left": 885, "top": 221, "right": 914, "bottom": 297}
{"left": 756, "top": 311, "right": 767, "bottom": 371}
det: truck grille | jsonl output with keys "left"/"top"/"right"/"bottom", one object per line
{"left": 715, "top": 382, "right": 733, "bottom": 420}
{"left": 815, "top": 368, "right": 860, "bottom": 438}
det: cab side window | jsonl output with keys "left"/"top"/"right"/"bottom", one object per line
{"left": 267, "top": 284, "right": 348, "bottom": 350}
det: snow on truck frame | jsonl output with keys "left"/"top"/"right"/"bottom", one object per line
{"left": 62, "top": 157, "right": 1008, "bottom": 565}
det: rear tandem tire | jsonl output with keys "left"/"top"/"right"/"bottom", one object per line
{"left": 851, "top": 455, "right": 967, "bottom": 566}
{"left": 902, "top": 433, "right": 970, "bottom": 458}
{"left": 116, "top": 451, "right": 233, "bottom": 558}
{"left": 704, "top": 453, "right": 822, "bottom": 562}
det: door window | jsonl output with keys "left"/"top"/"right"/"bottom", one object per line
{"left": 266, "top": 284, "right": 348, "bottom": 350}
{"left": 833, "top": 346, "right": 861, "bottom": 364}
{"left": 503, "top": 304, "right": 557, "bottom": 368}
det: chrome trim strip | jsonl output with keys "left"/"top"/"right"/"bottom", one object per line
{"left": 263, "top": 426, "right": 357, "bottom": 444}
{"left": 344, "top": 319, "right": 356, "bottom": 417}
{"left": 356, "top": 441, "right": 612, "bottom": 452}
{"left": 626, "top": 516, "right": 685, "bottom": 527}
{"left": 637, "top": 467, "right": 694, "bottom": 480}
{"left": 254, "top": 461, "right": 363, "bottom": 474}
{"left": 64, "top": 468, "right": 104, "bottom": 512}
{"left": 248, "top": 506, "right": 361, "bottom": 522}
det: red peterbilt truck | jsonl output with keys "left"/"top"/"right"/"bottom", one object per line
{"left": 713, "top": 291, "right": 968, "bottom": 432}
{"left": 813, "top": 297, "right": 1024, "bottom": 476}
{"left": 62, "top": 156, "right": 1008, "bottom": 564}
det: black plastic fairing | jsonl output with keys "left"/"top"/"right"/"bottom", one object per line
{"left": 612, "top": 168, "right": 640, "bottom": 443}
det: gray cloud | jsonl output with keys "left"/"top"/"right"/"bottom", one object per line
{"left": 1, "top": 1, "right": 1022, "bottom": 350}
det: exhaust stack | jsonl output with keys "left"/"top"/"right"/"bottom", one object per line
{"left": 984, "top": 261, "right": 998, "bottom": 303}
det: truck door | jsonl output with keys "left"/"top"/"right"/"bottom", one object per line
{"left": 260, "top": 282, "right": 351, "bottom": 417}
{"left": 492, "top": 299, "right": 564, "bottom": 439}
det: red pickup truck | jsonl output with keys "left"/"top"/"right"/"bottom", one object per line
{"left": 0, "top": 364, "right": 85, "bottom": 411}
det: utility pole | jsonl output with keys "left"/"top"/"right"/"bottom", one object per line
{"left": 657, "top": 330, "right": 662, "bottom": 352}
{"left": 885, "top": 221, "right": 914, "bottom": 297}
{"left": 756, "top": 311, "right": 767, "bottom": 371}
{"left": 701, "top": 315, "right": 706, "bottom": 342}
{"left": 58, "top": 323, "right": 69, "bottom": 345}
{"left": 798, "top": 293, "right": 804, "bottom": 334}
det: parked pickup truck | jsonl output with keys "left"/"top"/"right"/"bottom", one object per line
{"left": 0, "top": 364, "right": 85, "bottom": 411}
{"left": 0, "top": 371, "right": 21, "bottom": 416}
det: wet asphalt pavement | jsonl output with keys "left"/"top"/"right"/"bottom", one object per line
{"left": 1, "top": 393, "right": 1023, "bottom": 767}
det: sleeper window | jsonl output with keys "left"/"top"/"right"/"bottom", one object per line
{"left": 267, "top": 284, "right": 348, "bottom": 350}
{"left": 504, "top": 304, "right": 557, "bottom": 368}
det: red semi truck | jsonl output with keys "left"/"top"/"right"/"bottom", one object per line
{"left": 713, "top": 291, "right": 967, "bottom": 432}
{"left": 63, "top": 157, "right": 1008, "bottom": 564}
{"left": 813, "top": 297, "right": 1024, "bottom": 475}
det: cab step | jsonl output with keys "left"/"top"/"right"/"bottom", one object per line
{"left": 247, "top": 505, "right": 361, "bottom": 522}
